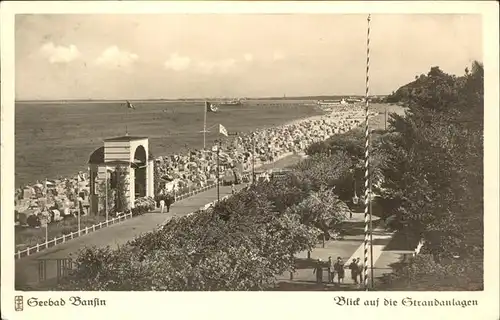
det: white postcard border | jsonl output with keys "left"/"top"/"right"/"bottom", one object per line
{"left": 1, "top": 2, "right": 498, "bottom": 319}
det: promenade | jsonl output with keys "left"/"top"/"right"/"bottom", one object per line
{"left": 15, "top": 153, "right": 305, "bottom": 289}
{"left": 15, "top": 184, "right": 240, "bottom": 289}
{"left": 15, "top": 152, "right": 410, "bottom": 291}
{"left": 274, "top": 212, "right": 416, "bottom": 291}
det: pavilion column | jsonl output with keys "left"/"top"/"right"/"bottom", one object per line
{"left": 129, "top": 166, "right": 135, "bottom": 209}
{"left": 147, "top": 159, "right": 154, "bottom": 198}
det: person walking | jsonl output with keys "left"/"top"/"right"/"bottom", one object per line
{"left": 312, "top": 258, "right": 324, "bottom": 284}
{"left": 356, "top": 257, "right": 363, "bottom": 284}
{"left": 165, "top": 193, "right": 173, "bottom": 213}
{"left": 159, "top": 198, "right": 165, "bottom": 214}
{"left": 328, "top": 256, "right": 335, "bottom": 283}
{"left": 334, "top": 257, "right": 345, "bottom": 285}
{"left": 349, "top": 258, "right": 359, "bottom": 284}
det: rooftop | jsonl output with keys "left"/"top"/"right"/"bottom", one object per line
{"left": 88, "top": 146, "right": 104, "bottom": 164}
{"left": 104, "top": 135, "right": 148, "bottom": 142}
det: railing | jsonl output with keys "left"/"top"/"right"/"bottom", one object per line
{"left": 171, "top": 152, "right": 296, "bottom": 202}
{"left": 15, "top": 212, "right": 133, "bottom": 260}
{"left": 173, "top": 175, "right": 252, "bottom": 203}
{"left": 15, "top": 152, "right": 294, "bottom": 260}
{"left": 174, "top": 183, "right": 217, "bottom": 202}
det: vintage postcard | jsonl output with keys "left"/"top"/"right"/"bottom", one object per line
{"left": 1, "top": 1, "right": 498, "bottom": 319}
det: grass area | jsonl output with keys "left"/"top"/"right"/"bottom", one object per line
{"left": 15, "top": 215, "right": 108, "bottom": 250}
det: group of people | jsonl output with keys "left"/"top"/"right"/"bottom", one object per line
{"left": 314, "top": 256, "right": 365, "bottom": 286}
{"left": 156, "top": 193, "right": 175, "bottom": 213}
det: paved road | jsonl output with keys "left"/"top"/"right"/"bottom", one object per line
{"left": 16, "top": 153, "right": 306, "bottom": 289}
{"left": 275, "top": 212, "right": 415, "bottom": 291}
{"left": 15, "top": 184, "right": 240, "bottom": 289}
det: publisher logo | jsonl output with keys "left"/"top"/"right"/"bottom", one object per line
{"left": 15, "top": 296, "right": 24, "bottom": 312}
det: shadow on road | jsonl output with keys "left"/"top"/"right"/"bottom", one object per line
{"left": 383, "top": 232, "right": 418, "bottom": 251}
{"left": 272, "top": 281, "right": 362, "bottom": 291}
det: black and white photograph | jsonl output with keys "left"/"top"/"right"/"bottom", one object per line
{"left": 1, "top": 2, "right": 499, "bottom": 319}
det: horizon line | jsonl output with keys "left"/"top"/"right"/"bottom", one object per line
{"left": 15, "top": 94, "right": 388, "bottom": 103}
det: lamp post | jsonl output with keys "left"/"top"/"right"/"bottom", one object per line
{"left": 252, "top": 132, "right": 256, "bottom": 184}
{"left": 214, "top": 129, "right": 238, "bottom": 201}
{"left": 77, "top": 183, "right": 81, "bottom": 236}
{"left": 105, "top": 166, "right": 108, "bottom": 221}
{"left": 216, "top": 140, "right": 220, "bottom": 202}
{"left": 384, "top": 108, "right": 387, "bottom": 131}
{"left": 44, "top": 219, "right": 48, "bottom": 248}
{"left": 350, "top": 168, "right": 358, "bottom": 220}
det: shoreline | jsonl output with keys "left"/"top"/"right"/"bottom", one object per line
{"left": 15, "top": 105, "right": 368, "bottom": 214}
{"left": 16, "top": 108, "right": 329, "bottom": 189}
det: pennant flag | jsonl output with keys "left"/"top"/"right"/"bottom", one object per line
{"left": 219, "top": 124, "right": 228, "bottom": 137}
{"left": 206, "top": 101, "right": 218, "bottom": 113}
{"left": 126, "top": 100, "right": 136, "bottom": 109}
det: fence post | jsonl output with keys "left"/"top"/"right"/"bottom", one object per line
{"left": 36, "top": 243, "right": 40, "bottom": 252}
{"left": 93, "top": 224, "right": 95, "bottom": 232}
{"left": 85, "top": 227, "right": 88, "bottom": 234}
{"left": 70, "top": 232, "right": 74, "bottom": 240}
{"left": 17, "top": 251, "right": 21, "bottom": 259}
{"left": 27, "top": 247, "right": 30, "bottom": 256}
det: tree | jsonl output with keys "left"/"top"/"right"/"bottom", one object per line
{"left": 378, "top": 62, "right": 483, "bottom": 263}
{"left": 114, "top": 165, "right": 130, "bottom": 212}
{"left": 286, "top": 187, "right": 350, "bottom": 239}
{"left": 293, "top": 152, "right": 353, "bottom": 196}
{"left": 59, "top": 179, "right": 320, "bottom": 291}
{"left": 98, "top": 178, "right": 114, "bottom": 216}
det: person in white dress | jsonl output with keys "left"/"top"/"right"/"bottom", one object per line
{"left": 159, "top": 199, "right": 165, "bottom": 213}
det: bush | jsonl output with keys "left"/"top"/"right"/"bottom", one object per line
{"left": 26, "top": 215, "right": 41, "bottom": 228}
{"left": 132, "top": 196, "right": 156, "bottom": 216}
{"left": 59, "top": 179, "right": 320, "bottom": 291}
{"left": 381, "top": 254, "right": 483, "bottom": 291}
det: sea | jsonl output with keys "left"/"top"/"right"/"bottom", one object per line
{"left": 15, "top": 99, "right": 324, "bottom": 187}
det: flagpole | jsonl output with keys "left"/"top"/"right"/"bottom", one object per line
{"left": 203, "top": 102, "right": 207, "bottom": 150}
{"left": 216, "top": 140, "right": 220, "bottom": 202}
{"left": 369, "top": 169, "right": 374, "bottom": 289}
{"left": 363, "top": 13, "right": 372, "bottom": 291}
{"left": 126, "top": 103, "right": 129, "bottom": 136}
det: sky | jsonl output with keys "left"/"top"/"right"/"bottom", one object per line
{"left": 15, "top": 14, "right": 482, "bottom": 100}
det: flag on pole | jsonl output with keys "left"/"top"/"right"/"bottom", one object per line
{"left": 126, "top": 100, "right": 136, "bottom": 109}
{"left": 219, "top": 124, "right": 228, "bottom": 137}
{"left": 206, "top": 101, "right": 218, "bottom": 113}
